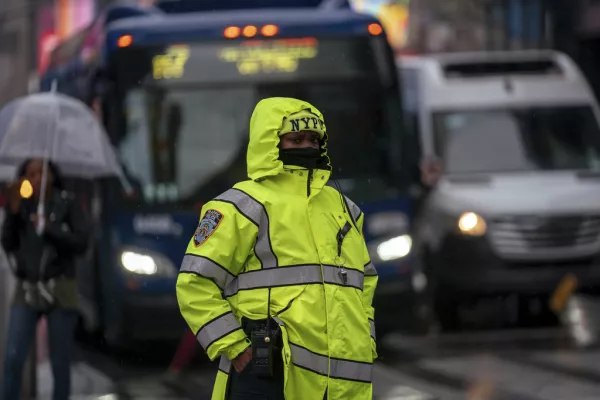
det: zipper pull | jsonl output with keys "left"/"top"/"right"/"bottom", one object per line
{"left": 336, "top": 221, "right": 352, "bottom": 257}
{"left": 336, "top": 221, "right": 352, "bottom": 285}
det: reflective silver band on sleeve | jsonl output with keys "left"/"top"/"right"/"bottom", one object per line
{"left": 215, "top": 189, "right": 278, "bottom": 269}
{"left": 369, "top": 319, "right": 376, "bottom": 340}
{"left": 364, "top": 262, "right": 378, "bottom": 277}
{"left": 196, "top": 312, "right": 242, "bottom": 350}
{"left": 290, "top": 343, "right": 372, "bottom": 383}
{"left": 180, "top": 254, "right": 236, "bottom": 290}
{"left": 223, "top": 264, "right": 364, "bottom": 297}
{"left": 344, "top": 196, "right": 362, "bottom": 224}
{"left": 218, "top": 356, "right": 231, "bottom": 373}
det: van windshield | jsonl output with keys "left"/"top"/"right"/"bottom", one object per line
{"left": 433, "top": 106, "right": 600, "bottom": 174}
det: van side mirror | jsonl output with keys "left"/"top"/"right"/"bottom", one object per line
{"left": 419, "top": 157, "right": 443, "bottom": 187}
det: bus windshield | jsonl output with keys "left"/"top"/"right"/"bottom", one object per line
{"left": 111, "top": 36, "right": 402, "bottom": 210}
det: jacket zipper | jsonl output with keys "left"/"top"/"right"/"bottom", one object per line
{"left": 306, "top": 169, "right": 313, "bottom": 197}
{"left": 336, "top": 221, "right": 352, "bottom": 285}
{"left": 336, "top": 221, "right": 352, "bottom": 257}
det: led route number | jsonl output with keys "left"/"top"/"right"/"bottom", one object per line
{"left": 219, "top": 38, "right": 319, "bottom": 75}
{"left": 152, "top": 46, "right": 190, "bottom": 80}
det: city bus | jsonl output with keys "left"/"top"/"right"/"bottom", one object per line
{"left": 40, "top": 1, "right": 418, "bottom": 347}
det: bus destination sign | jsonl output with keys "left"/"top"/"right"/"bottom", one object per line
{"left": 218, "top": 38, "right": 318, "bottom": 75}
{"left": 146, "top": 37, "right": 374, "bottom": 84}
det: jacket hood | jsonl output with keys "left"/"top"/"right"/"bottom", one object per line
{"left": 247, "top": 97, "right": 331, "bottom": 181}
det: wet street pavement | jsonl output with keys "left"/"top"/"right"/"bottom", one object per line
{"left": 37, "top": 324, "right": 600, "bottom": 399}
{"left": 377, "top": 327, "right": 600, "bottom": 400}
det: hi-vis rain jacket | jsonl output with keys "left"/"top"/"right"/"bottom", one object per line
{"left": 176, "top": 98, "right": 378, "bottom": 400}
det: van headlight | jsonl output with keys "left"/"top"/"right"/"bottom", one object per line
{"left": 120, "top": 247, "right": 176, "bottom": 277}
{"left": 458, "top": 212, "right": 487, "bottom": 236}
{"left": 375, "top": 234, "right": 412, "bottom": 262}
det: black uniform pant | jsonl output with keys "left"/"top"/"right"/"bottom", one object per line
{"left": 227, "top": 365, "right": 284, "bottom": 400}
{"left": 226, "top": 345, "right": 327, "bottom": 399}
{"left": 227, "top": 368, "right": 327, "bottom": 400}
{"left": 228, "top": 318, "right": 327, "bottom": 399}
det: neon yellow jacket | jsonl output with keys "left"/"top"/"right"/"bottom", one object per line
{"left": 176, "top": 98, "right": 378, "bottom": 400}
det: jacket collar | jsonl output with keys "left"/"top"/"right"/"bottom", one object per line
{"left": 262, "top": 166, "right": 331, "bottom": 196}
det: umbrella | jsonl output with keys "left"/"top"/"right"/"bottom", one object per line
{"left": 0, "top": 88, "right": 131, "bottom": 233}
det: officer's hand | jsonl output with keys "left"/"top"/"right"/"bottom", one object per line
{"left": 233, "top": 347, "right": 252, "bottom": 373}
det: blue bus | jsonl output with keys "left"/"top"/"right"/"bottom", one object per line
{"left": 41, "top": 1, "right": 420, "bottom": 347}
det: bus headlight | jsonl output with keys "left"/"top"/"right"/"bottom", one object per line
{"left": 458, "top": 212, "right": 487, "bottom": 236}
{"left": 120, "top": 247, "right": 176, "bottom": 277}
{"left": 376, "top": 234, "right": 412, "bottom": 262}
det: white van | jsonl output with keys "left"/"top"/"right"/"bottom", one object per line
{"left": 397, "top": 51, "right": 600, "bottom": 330}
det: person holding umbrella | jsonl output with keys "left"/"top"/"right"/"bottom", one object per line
{"left": 0, "top": 158, "right": 88, "bottom": 400}
{"left": 0, "top": 88, "right": 130, "bottom": 400}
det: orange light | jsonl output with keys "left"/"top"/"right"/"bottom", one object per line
{"left": 242, "top": 25, "right": 258, "bottom": 37}
{"left": 117, "top": 34, "right": 133, "bottom": 48}
{"left": 368, "top": 23, "right": 383, "bottom": 36}
{"left": 261, "top": 24, "right": 279, "bottom": 37}
{"left": 224, "top": 26, "right": 241, "bottom": 39}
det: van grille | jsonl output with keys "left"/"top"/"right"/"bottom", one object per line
{"left": 489, "top": 215, "right": 600, "bottom": 256}
{"left": 442, "top": 60, "right": 562, "bottom": 79}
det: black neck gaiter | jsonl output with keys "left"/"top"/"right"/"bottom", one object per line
{"left": 279, "top": 148, "right": 323, "bottom": 169}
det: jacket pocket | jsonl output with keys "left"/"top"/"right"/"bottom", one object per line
{"left": 322, "top": 212, "right": 365, "bottom": 271}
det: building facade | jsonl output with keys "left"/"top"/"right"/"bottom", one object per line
{"left": 404, "top": 0, "right": 549, "bottom": 53}
{"left": 0, "top": 0, "right": 37, "bottom": 106}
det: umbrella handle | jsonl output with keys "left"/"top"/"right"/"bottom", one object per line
{"left": 36, "top": 158, "right": 49, "bottom": 236}
{"left": 36, "top": 202, "right": 45, "bottom": 236}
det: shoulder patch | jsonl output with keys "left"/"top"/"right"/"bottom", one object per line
{"left": 194, "top": 209, "right": 224, "bottom": 247}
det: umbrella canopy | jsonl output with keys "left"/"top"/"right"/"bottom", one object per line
{"left": 0, "top": 165, "right": 16, "bottom": 182}
{"left": 0, "top": 92, "right": 122, "bottom": 179}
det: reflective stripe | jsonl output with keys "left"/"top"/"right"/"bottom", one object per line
{"left": 290, "top": 343, "right": 372, "bottom": 382}
{"left": 330, "top": 356, "right": 372, "bottom": 382}
{"left": 196, "top": 312, "right": 241, "bottom": 350}
{"left": 223, "top": 264, "right": 364, "bottom": 297}
{"left": 219, "top": 356, "right": 231, "bottom": 373}
{"left": 180, "top": 254, "right": 235, "bottom": 290}
{"left": 364, "top": 262, "right": 378, "bottom": 277}
{"left": 323, "top": 266, "right": 364, "bottom": 289}
{"left": 369, "top": 319, "right": 376, "bottom": 340}
{"left": 291, "top": 343, "right": 328, "bottom": 375}
{"left": 215, "top": 189, "right": 278, "bottom": 269}
{"left": 224, "top": 264, "right": 321, "bottom": 297}
{"left": 344, "top": 196, "right": 362, "bottom": 224}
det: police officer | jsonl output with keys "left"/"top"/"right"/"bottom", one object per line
{"left": 177, "top": 98, "right": 378, "bottom": 400}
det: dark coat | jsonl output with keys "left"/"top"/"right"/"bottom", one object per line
{"left": 1, "top": 190, "right": 88, "bottom": 283}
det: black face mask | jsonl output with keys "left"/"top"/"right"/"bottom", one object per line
{"left": 279, "top": 148, "right": 322, "bottom": 170}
